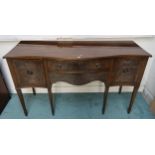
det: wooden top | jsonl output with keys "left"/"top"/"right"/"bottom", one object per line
{"left": 4, "top": 41, "right": 151, "bottom": 60}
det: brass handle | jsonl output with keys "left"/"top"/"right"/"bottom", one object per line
{"left": 96, "top": 63, "right": 101, "bottom": 68}
{"left": 27, "top": 70, "right": 33, "bottom": 75}
{"left": 122, "top": 68, "right": 129, "bottom": 73}
{"left": 57, "top": 64, "right": 62, "bottom": 69}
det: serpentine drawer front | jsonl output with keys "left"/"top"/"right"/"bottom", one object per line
{"left": 47, "top": 59, "right": 111, "bottom": 73}
{"left": 4, "top": 41, "right": 151, "bottom": 116}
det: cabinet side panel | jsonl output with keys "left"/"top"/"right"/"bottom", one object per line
{"left": 135, "top": 57, "right": 149, "bottom": 86}
{"left": 6, "top": 59, "right": 19, "bottom": 88}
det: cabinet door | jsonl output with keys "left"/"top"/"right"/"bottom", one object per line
{"left": 113, "top": 57, "right": 140, "bottom": 84}
{"left": 12, "top": 59, "right": 46, "bottom": 87}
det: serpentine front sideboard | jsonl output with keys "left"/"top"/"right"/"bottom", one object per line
{"left": 4, "top": 41, "right": 151, "bottom": 116}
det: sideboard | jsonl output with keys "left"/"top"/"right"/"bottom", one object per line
{"left": 4, "top": 41, "right": 151, "bottom": 116}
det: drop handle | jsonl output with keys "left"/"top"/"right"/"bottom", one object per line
{"left": 122, "top": 68, "right": 129, "bottom": 73}
{"left": 27, "top": 70, "right": 33, "bottom": 75}
{"left": 57, "top": 64, "right": 62, "bottom": 69}
{"left": 95, "top": 63, "right": 101, "bottom": 68}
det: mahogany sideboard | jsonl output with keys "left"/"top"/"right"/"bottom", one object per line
{"left": 0, "top": 67, "right": 10, "bottom": 114}
{"left": 3, "top": 41, "right": 151, "bottom": 116}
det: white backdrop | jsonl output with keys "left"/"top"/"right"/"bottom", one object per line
{"left": 1, "top": 1, "right": 155, "bottom": 154}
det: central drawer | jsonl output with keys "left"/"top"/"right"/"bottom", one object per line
{"left": 47, "top": 59, "right": 111, "bottom": 73}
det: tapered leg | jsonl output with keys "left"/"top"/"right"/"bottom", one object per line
{"left": 102, "top": 85, "right": 109, "bottom": 114}
{"left": 127, "top": 85, "right": 139, "bottom": 113}
{"left": 119, "top": 85, "right": 122, "bottom": 94}
{"left": 47, "top": 86, "right": 55, "bottom": 115}
{"left": 16, "top": 88, "right": 28, "bottom": 116}
{"left": 32, "top": 88, "right": 36, "bottom": 95}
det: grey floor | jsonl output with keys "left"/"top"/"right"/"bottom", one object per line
{"left": 0, "top": 93, "right": 155, "bottom": 119}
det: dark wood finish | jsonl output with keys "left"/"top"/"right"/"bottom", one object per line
{"left": 16, "top": 88, "right": 28, "bottom": 116}
{"left": 47, "top": 59, "right": 111, "bottom": 73}
{"left": 119, "top": 86, "right": 122, "bottom": 94}
{"left": 113, "top": 57, "right": 140, "bottom": 83}
{"left": 49, "top": 72, "right": 108, "bottom": 85}
{"left": 3, "top": 41, "right": 151, "bottom": 116}
{"left": 102, "top": 85, "right": 109, "bottom": 114}
{"left": 12, "top": 59, "right": 46, "bottom": 87}
{"left": 47, "top": 86, "right": 55, "bottom": 115}
{"left": 128, "top": 85, "right": 139, "bottom": 113}
{"left": 0, "top": 69, "right": 10, "bottom": 114}
{"left": 4, "top": 41, "right": 151, "bottom": 59}
{"left": 32, "top": 88, "right": 36, "bottom": 95}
